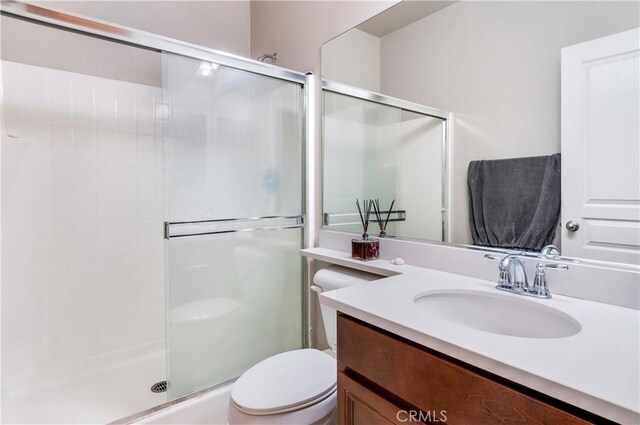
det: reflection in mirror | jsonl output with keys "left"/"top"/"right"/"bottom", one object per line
{"left": 321, "top": 1, "right": 640, "bottom": 265}
{"left": 323, "top": 87, "right": 447, "bottom": 242}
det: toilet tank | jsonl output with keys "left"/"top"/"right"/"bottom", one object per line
{"left": 312, "top": 265, "right": 381, "bottom": 352}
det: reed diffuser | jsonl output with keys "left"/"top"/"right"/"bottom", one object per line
{"left": 352, "top": 199, "right": 380, "bottom": 261}
{"left": 372, "top": 198, "right": 395, "bottom": 237}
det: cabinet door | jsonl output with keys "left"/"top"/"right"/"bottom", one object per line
{"left": 338, "top": 372, "right": 409, "bottom": 425}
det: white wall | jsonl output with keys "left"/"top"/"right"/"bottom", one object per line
{"left": 323, "top": 28, "right": 380, "bottom": 92}
{"left": 379, "top": 1, "right": 640, "bottom": 244}
{"left": 1, "top": 61, "right": 165, "bottom": 384}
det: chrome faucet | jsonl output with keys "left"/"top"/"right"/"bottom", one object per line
{"left": 541, "top": 244, "right": 560, "bottom": 257}
{"left": 485, "top": 253, "right": 568, "bottom": 299}
{"left": 497, "top": 255, "right": 528, "bottom": 293}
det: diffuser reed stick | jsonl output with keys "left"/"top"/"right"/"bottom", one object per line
{"left": 372, "top": 199, "right": 395, "bottom": 236}
{"left": 355, "top": 199, "right": 373, "bottom": 238}
{"left": 355, "top": 199, "right": 365, "bottom": 231}
{"left": 372, "top": 199, "right": 383, "bottom": 235}
{"left": 384, "top": 199, "right": 395, "bottom": 230}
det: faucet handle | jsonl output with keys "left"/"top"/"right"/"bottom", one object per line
{"left": 530, "top": 263, "right": 568, "bottom": 298}
{"left": 537, "top": 263, "right": 569, "bottom": 271}
{"left": 483, "top": 254, "right": 503, "bottom": 261}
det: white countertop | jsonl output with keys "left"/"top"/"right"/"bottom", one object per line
{"left": 303, "top": 248, "right": 640, "bottom": 424}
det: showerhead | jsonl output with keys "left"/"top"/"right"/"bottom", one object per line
{"left": 257, "top": 53, "right": 277, "bottom": 64}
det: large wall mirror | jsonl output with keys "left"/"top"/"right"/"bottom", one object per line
{"left": 321, "top": 0, "right": 639, "bottom": 266}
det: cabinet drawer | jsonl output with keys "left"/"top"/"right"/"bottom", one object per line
{"left": 338, "top": 372, "right": 403, "bottom": 425}
{"left": 337, "top": 314, "right": 593, "bottom": 425}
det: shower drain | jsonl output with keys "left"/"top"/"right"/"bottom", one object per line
{"left": 151, "top": 381, "right": 168, "bottom": 393}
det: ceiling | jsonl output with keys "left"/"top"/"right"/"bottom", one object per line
{"left": 357, "top": 1, "right": 456, "bottom": 38}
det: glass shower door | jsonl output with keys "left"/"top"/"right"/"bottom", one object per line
{"left": 162, "top": 53, "right": 304, "bottom": 398}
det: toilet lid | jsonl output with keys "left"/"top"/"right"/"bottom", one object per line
{"left": 231, "top": 349, "right": 336, "bottom": 415}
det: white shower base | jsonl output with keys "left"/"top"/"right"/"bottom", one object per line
{"left": 130, "top": 349, "right": 335, "bottom": 425}
{"left": 133, "top": 382, "right": 232, "bottom": 425}
{"left": 2, "top": 347, "right": 167, "bottom": 424}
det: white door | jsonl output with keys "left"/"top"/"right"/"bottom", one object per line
{"left": 561, "top": 28, "right": 640, "bottom": 265}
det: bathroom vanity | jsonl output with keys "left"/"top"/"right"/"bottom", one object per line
{"left": 304, "top": 248, "right": 640, "bottom": 425}
{"left": 337, "top": 314, "right": 600, "bottom": 424}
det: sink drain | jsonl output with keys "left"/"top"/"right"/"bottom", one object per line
{"left": 151, "top": 381, "right": 168, "bottom": 393}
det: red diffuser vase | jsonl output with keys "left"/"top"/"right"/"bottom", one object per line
{"left": 351, "top": 234, "right": 380, "bottom": 261}
{"left": 352, "top": 198, "right": 380, "bottom": 261}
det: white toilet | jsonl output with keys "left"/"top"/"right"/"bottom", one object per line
{"left": 227, "top": 266, "right": 379, "bottom": 425}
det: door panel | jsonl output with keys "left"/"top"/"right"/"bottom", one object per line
{"left": 166, "top": 229, "right": 303, "bottom": 398}
{"left": 164, "top": 54, "right": 303, "bottom": 223}
{"left": 162, "top": 53, "right": 304, "bottom": 398}
{"left": 561, "top": 28, "right": 640, "bottom": 264}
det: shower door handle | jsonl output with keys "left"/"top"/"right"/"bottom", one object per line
{"left": 164, "top": 215, "right": 304, "bottom": 239}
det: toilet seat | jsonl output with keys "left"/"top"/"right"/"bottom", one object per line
{"left": 231, "top": 349, "right": 336, "bottom": 416}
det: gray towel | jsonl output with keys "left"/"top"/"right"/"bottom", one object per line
{"left": 467, "top": 154, "right": 561, "bottom": 252}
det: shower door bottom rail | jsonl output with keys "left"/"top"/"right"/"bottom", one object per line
{"left": 164, "top": 215, "right": 304, "bottom": 239}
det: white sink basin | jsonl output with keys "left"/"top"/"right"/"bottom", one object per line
{"left": 414, "top": 289, "right": 581, "bottom": 339}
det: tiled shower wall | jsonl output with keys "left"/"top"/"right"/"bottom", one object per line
{"left": 1, "top": 61, "right": 165, "bottom": 382}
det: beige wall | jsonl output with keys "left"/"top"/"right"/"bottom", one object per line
{"left": 378, "top": 1, "right": 640, "bottom": 245}
{"left": 2, "top": 0, "right": 391, "bottom": 83}
{"left": 2, "top": 1, "right": 251, "bottom": 86}
{"left": 322, "top": 28, "right": 380, "bottom": 92}
{"left": 34, "top": 1, "right": 251, "bottom": 56}
{"left": 0, "top": 16, "right": 163, "bottom": 86}
{"left": 250, "top": 1, "right": 397, "bottom": 74}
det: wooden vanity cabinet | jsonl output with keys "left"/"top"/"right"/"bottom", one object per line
{"left": 337, "top": 314, "right": 611, "bottom": 425}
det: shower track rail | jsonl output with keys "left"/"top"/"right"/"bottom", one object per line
{"left": 322, "top": 79, "right": 450, "bottom": 120}
{"left": 164, "top": 215, "right": 305, "bottom": 239}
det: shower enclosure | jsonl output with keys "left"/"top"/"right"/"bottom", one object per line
{"left": 0, "top": 3, "right": 308, "bottom": 423}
